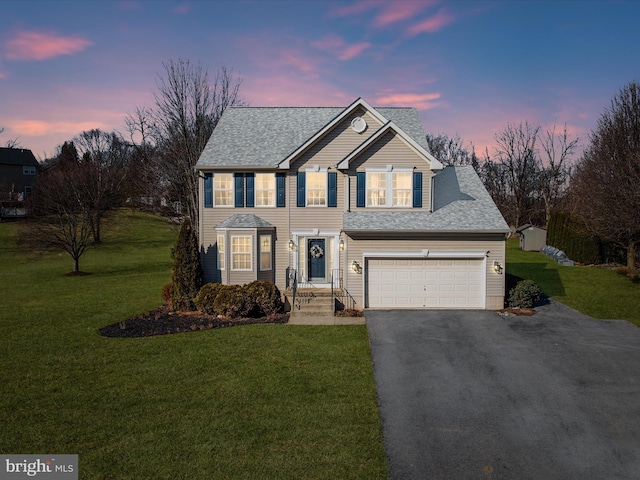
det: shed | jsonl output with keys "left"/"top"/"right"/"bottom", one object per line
{"left": 516, "top": 224, "right": 547, "bottom": 251}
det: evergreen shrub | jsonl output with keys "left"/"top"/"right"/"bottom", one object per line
{"left": 244, "top": 280, "right": 284, "bottom": 317}
{"left": 194, "top": 283, "right": 223, "bottom": 315}
{"left": 213, "top": 285, "right": 251, "bottom": 318}
{"left": 508, "top": 279, "right": 542, "bottom": 308}
{"left": 171, "top": 219, "right": 203, "bottom": 311}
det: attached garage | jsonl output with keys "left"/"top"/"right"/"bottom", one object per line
{"left": 366, "top": 255, "right": 486, "bottom": 309}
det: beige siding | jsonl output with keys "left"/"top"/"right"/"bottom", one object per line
{"left": 342, "top": 235, "right": 506, "bottom": 309}
{"left": 347, "top": 131, "right": 434, "bottom": 211}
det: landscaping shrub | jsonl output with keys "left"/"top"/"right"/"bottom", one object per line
{"left": 244, "top": 280, "right": 284, "bottom": 317}
{"left": 162, "top": 283, "right": 173, "bottom": 307}
{"left": 508, "top": 279, "right": 542, "bottom": 308}
{"left": 194, "top": 282, "right": 223, "bottom": 315}
{"left": 213, "top": 285, "right": 252, "bottom": 318}
{"left": 171, "top": 219, "right": 203, "bottom": 311}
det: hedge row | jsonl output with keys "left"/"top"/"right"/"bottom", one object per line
{"left": 193, "top": 280, "right": 284, "bottom": 318}
{"left": 546, "top": 212, "right": 602, "bottom": 264}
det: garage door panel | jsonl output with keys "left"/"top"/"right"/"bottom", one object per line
{"left": 367, "top": 257, "right": 484, "bottom": 309}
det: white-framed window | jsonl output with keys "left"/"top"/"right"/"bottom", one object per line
{"left": 217, "top": 235, "right": 225, "bottom": 270}
{"left": 366, "top": 172, "right": 387, "bottom": 206}
{"left": 214, "top": 173, "right": 233, "bottom": 206}
{"left": 255, "top": 173, "right": 275, "bottom": 207}
{"left": 23, "top": 165, "right": 36, "bottom": 175}
{"left": 306, "top": 172, "right": 326, "bottom": 206}
{"left": 260, "top": 235, "right": 272, "bottom": 271}
{"left": 366, "top": 169, "right": 412, "bottom": 207}
{"left": 231, "top": 235, "right": 252, "bottom": 271}
{"left": 392, "top": 172, "right": 412, "bottom": 207}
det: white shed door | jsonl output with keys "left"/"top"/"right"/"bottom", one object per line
{"left": 367, "top": 258, "right": 485, "bottom": 309}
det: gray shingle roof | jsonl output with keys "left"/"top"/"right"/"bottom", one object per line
{"left": 343, "top": 166, "right": 509, "bottom": 233}
{"left": 196, "top": 105, "right": 431, "bottom": 169}
{"left": 216, "top": 214, "right": 274, "bottom": 229}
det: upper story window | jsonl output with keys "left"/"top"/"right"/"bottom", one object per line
{"left": 296, "top": 169, "right": 337, "bottom": 208}
{"left": 306, "top": 172, "right": 326, "bottom": 206}
{"left": 214, "top": 173, "right": 234, "bottom": 206}
{"left": 255, "top": 173, "right": 275, "bottom": 207}
{"left": 23, "top": 165, "right": 36, "bottom": 175}
{"left": 358, "top": 168, "right": 422, "bottom": 209}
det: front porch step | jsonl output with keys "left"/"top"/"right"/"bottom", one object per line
{"left": 288, "top": 289, "right": 340, "bottom": 318}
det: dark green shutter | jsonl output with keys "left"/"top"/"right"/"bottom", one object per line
{"left": 356, "top": 172, "right": 366, "bottom": 207}
{"left": 413, "top": 172, "right": 422, "bottom": 208}
{"left": 296, "top": 172, "right": 306, "bottom": 207}
{"left": 245, "top": 173, "right": 254, "bottom": 207}
{"left": 234, "top": 173, "right": 244, "bottom": 207}
{"left": 276, "top": 173, "right": 286, "bottom": 207}
{"left": 204, "top": 173, "right": 212, "bottom": 208}
{"left": 328, "top": 172, "right": 337, "bottom": 207}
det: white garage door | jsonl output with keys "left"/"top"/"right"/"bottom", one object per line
{"left": 367, "top": 258, "right": 485, "bottom": 309}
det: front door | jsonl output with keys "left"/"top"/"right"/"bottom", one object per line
{"left": 308, "top": 238, "right": 326, "bottom": 282}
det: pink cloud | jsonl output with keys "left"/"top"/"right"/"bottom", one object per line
{"left": 4, "top": 30, "right": 93, "bottom": 61}
{"left": 312, "top": 34, "right": 371, "bottom": 61}
{"left": 374, "top": 1, "right": 437, "bottom": 27}
{"left": 375, "top": 92, "right": 442, "bottom": 110}
{"left": 407, "top": 8, "right": 455, "bottom": 35}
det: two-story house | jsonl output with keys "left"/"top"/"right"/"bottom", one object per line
{"left": 195, "top": 98, "right": 509, "bottom": 310}
{"left": 0, "top": 147, "right": 39, "bottom": 218}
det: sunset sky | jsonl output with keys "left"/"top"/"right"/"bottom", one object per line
{"left": 1, "top": 0, "right": 639, "bottom": 160}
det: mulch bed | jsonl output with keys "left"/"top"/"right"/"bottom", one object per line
{"left": 99, "top": 306, "right": 289, "bottom": 338}
{"left": 497, "top": 307, "right": 537, "bottom": 316}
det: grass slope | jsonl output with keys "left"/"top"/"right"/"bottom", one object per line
{"left": 0, "top": 212, "right": 386, "bottom": 479}
{"left": 506, "top": 238, "right": 640, "bottom": 326}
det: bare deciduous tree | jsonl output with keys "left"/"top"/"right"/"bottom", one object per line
{"left": 572, "top": 81, "right": 640, "bottom": 268}
{"left": 539, "top": 124, "right": 579, "bottom": 227}
{"left": 425, "top": 133, "right": 479, "bottom": 169}
{"left": 150, "top": 59, "right": 244, "bottom": 228}
{"left": 20, "top": 162, "right": 93, "bottom": 274}
{"left": 492, "top": 122, "right": 541, "bottom": 228}
{"left": 73, "top": 129, "right": 131, "bottom": 243}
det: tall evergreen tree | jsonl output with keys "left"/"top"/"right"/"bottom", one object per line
{"left": 171, "top": 219, "right": 203, "bottom": 311}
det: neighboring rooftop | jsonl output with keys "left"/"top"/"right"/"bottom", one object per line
{"left": 343, "top": 166, "right": 510, "bottom": 234}
{"left": 0, "top": 147, "right": 39, "bottom": 167}
{"left": 196, "top": 104, "right": 432, "bottom": 169}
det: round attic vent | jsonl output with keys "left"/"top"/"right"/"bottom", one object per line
{"left": 351, "top": 116, "right": 367, "bottom": 133}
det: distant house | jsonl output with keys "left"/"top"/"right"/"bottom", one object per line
{"left": 195, "top": 98, "right": 510, "bottom": 312}
{"left": 516, "top": 224, "right": 547, "bottom": 251}
{"left": 0, "top": 147, "right": 39, "bottom": 218}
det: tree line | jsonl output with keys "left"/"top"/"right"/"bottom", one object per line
{"left": 17, "top": 65, "right": 639, "bottom": 272}
{"left": 20, "top": 58, "right": 244, "bottom": 273}
{"left": 427, "top": 81, "right": 640, "bottom": 269}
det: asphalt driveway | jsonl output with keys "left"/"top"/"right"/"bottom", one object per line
{"left": 366, "top": 301, "right": 640, "bottom": 480}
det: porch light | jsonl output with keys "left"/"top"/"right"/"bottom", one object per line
{"left": 288, "top": 239, "right": 296, "bottom": 251}
{"left": 339, "top": 239, "right": 345, "bottom": 250}
{"left": 493, "top": 261, "right": 503, "bottom": 274}
{"left": 351, "top": 260, "right": 362, "bottom": 274}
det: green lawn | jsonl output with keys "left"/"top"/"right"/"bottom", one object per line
{"left": 506, "top": 238, "right": 640, "bottom": 326}
{"left": 0, "top": 212, "right": 386, "bottom": 479}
